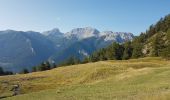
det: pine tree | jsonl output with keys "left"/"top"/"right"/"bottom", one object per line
{"left": 32, "top": 66, "right": 37, "bottom": 72}
{"left": 0, "top": 67, "right": 4, "bottom": 75}
{"left": 99, "top": 49, "right": 107, "bottom": 61}
{"left": 21, "top": 68, "right": 29, "bottom": 74}
{"left": 52, "top": 62, "right": 57, "bottom": 68}
{"left": 73, "top": 57, "right": 81, "bottom": 64}
{"left": 45, "top": 61, "right": 51, "bottom": 70}
{"left": 90, "top": 52, "right": 100, "bottom": 62}
{"left": 37, "top": 62, "right": 48, "bottom": 71}
{"left": 132, "top": 37, "right": 143, "bottom": 58}
{"left": 152, "top": 34, "right": 160, "bottom": 56}
{"left": 82, "top": 57, "right": 89, "bottom": 63}
{"left": 152, "top": 32, "right": 165, "bottom": 56}
{"left": 122, "top": 42, "right": 133, "bottom": 60}
{"left": 132, "top": 44, "right": 143, "bottom": 58}
{"left": 162, "top": 29, "right": 170, "bottom": 59}
{"left": 59, "top": 56, "right": 81, "bottom": 66}
{"left": 105, "top": 43, "right": 118, "bottom": 60}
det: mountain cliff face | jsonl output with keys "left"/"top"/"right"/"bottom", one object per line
{"left": 44, "top": 27, "right": 134, "bottom": 49}
{"left": 45, "top": 27, "right": 134, "bottom": 64}
{"left": 0, "top": 30, "right": 56, "bottom": 72}
{"left": 0, "top": 27, "right": 134, "bottom": 72}
{"left": 65, "top": 27, "right": 100, "bottom": 40}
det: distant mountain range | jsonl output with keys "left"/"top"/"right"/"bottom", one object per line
{"left": 0, "top": 30, "right": 56, "bottom": 72}
{"left": 0, "top": 27, "right": 134, "bottom": 72}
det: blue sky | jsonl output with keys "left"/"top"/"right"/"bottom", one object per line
{"left": 0, "top": 0, "right": 170, "bottom": 35}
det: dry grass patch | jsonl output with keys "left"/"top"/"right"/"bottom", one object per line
{"left": 0, "top": 57, "right": 170, "bottom": 100}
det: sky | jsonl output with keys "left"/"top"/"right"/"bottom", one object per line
{"left": 0, "top": 0, "right": 170, "bottom": 35}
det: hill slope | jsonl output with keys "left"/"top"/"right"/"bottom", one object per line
{"left": 87, "top": 14, "right": 170, "bottom": 62}
{"left": 0, "top": 57, "right": 170, "bottom": 100}
{"left": 133, "top": 14, "right": 170, "bottom": 58}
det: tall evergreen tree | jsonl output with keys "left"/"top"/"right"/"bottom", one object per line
{"left": 132, "top": 37, "right": 143, "bottom": 58}
{"left": 37, "top": 62, "right": 51, "bottom": 71}
{"left": 32, "top": 66, "right": 37, "bottom": 72}
{"left": 98, "top": 48, "right": 107, "bottom": 61}
{"left": 122, "top": 42, "right": 133, "bottom": 60}
{"left": 52, "top": 62, "right": 57, "bottom": 68}
{"left": 45, "top": 61, "right": 51, "bottom": 70}
{"left": 21, "top": 68, "right": 29, "bottom": 74}
{"left": 152, "top": 34, "right": 160, "bottom": 56}
{"left": 0, "top": 67, "right": 4, "bottom": 75}
{"left": 82, "top": 57, "right": 90, "bottom": 63}
{"left": 162, "top": 29, "right": 170, "bottom": 59}
{"left": 132, "top": 44, "right": 143, "bottom": 58}
{"left": 59, "top": 56, "right": 81, "bottom": 66}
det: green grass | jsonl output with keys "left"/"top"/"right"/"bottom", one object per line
{"left": 0, "top": 57, "right": 170, "bottom": 100}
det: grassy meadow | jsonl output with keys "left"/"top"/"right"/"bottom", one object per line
{"left": 0, "top": 57, "right": 170, "bottom": 100}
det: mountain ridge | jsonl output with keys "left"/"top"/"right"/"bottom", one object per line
{"left": 44, "top": 27, "right": 134, "bottom": 64}
{"left": 0, "top": 27, "right": 134, "bottom": 72}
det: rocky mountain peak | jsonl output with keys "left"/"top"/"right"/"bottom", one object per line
{"left": 43, "top": 28, "right": 63, "bottom": 36}
{"left": 65, "top": 27, "right": 100, "bottom": 40}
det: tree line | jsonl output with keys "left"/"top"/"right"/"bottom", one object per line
{"left": 18, "top": 56, "right": 81, "bottom": 74}
{"left": 86, "top": 14, "right": 170, "bottom": 62}
{"left": 0, "top": 67, "right": 13, "bottom": 76}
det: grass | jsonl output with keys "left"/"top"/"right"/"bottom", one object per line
{"left": 0, "top": 57, "right": 170, "bottom": 100}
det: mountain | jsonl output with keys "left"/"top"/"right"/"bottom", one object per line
{"left": 0, "top": 27, "right": 134, "bottom": 72}
{"left": 49, "top": 37, "right": 99, "bottom": 63}
{"left": 65, "top": 27, "right": 100, "bottom": 40}
{"left": 45, "top": 27, "right": 134, "bottom": 64}
{"left": 44, "top": 27, "right": 100, "bottom": 51}
{"left": 44, "top": 27, "right": 134, "bottom": 48}
{"left": 42, "top": 28, "right": 66, "bottom": 50}
{"left": 100, "top": 31, "right": 134, "bottom": 42}
{"left": 0, "top": 30, "right": 56, "bottom": 72}
{"left": 43, "top": 28, "right": 63, "bottom": 37}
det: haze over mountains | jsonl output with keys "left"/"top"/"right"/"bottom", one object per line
{"left": 0, "top": 27, "right": 134, "bottom": 72}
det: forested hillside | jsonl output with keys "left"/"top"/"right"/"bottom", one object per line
{"left": 88, "top": 14, "right": 170, "bottom": 62}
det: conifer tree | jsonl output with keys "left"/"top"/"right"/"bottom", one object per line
{"left": 123, "top": 42, "right": 133, "bottom": 60}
